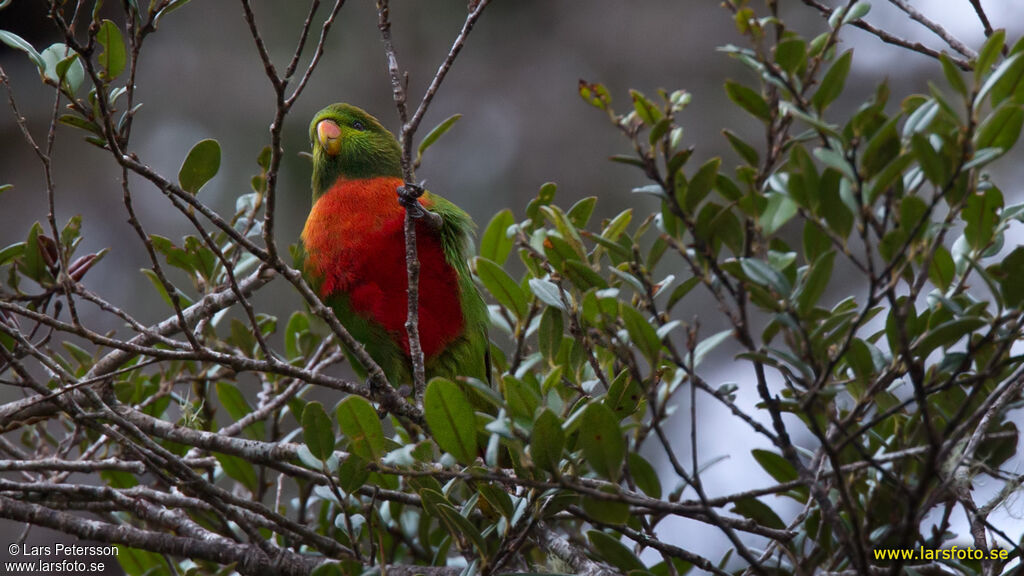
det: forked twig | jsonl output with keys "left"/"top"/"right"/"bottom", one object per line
{"left": 375, "top": 0, "right": 491, "bottom": 399}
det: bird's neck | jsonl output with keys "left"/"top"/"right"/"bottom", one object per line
{"left": 312, "top": 155, "right": 402, "bottom": 201}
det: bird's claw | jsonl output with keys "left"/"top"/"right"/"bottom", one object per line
{"left": 398, "top": 181, "right": 442, "bottom": 230}
{"left": 397, "top": 181, "right": 426, "bottom": 211}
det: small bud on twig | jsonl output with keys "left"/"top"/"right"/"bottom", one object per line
{"left": 37, "top": 234, "right": 59, "bottom": 270}
{"left": 68, "top": 253, "right": 100, "bottom": 282}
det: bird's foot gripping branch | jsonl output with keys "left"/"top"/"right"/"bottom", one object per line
{"left": 397, "top": 181, "right": 443, "bottom": 230}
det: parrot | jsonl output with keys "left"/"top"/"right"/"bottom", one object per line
{"left": 299, "top": 103, "right": 490, "bottom": 390}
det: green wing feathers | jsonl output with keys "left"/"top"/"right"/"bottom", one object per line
{"left": 424, "top": 191, "right": 492, "bottom": 384}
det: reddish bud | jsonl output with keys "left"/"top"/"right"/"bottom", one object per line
{"left": 68, "top": 253, "right": 99, "bottom": 282}
{"left": 37, "top": 235, "right": 59, "bottom": 269}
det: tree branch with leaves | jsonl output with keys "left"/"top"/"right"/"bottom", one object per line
{"left": 1, "top": 1, "right": 1022, "bottom": 575}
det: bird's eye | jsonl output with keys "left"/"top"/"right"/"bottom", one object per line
{"left": 352, "top": 120, "right": 365, "bottom": 131}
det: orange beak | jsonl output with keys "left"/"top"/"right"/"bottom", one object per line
{"left": 316, "top": 119, "right": 342, "bottom": 156}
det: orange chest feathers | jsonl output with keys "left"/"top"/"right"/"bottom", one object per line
{"left": 300, "top": 177, "right": 465, "bottom": 357}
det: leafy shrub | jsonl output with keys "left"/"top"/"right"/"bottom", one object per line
{"left": 0, "top": 1, "right": 1021, "bottom": 575}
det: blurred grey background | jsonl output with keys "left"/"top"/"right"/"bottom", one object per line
{"left": 2, "top": 0, "right": 1024, "bottom": 569}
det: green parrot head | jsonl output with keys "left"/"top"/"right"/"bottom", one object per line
{"left": 309, "top": 103, "right": 402, "bottom": 198}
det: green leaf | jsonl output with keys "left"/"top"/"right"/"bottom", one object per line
{"left": 579, "top": 80, "right": 612, "bottom": 110}
{"left": 528, "top": 278, "right": 567, "bottom": 310}
{"left": 648, "top": 117, "right": 672, "bottom": 145}
{"left": 530, "top": 409, "right": 564, "bottom": 474}
{"left": 178, "top": 138, "right": 221, "bottom": 195}
{"left": 602, "top": 371, "right": 640, "bottom": 420}
{"left": 803, "top": 221, "right": 829, "bottom": 263}
{"left": 684, "top": 157, "right": 721, "bottom": 213}
{"left": 215, "top": 381, "right": 265, "bottom": 441}
{"left": 910, "top": 133, "right": 948, "bottom": 185}
{"left": 564, "top": 260, "right": 608, "bottom": 290}
{"left": 963, "top": 188, "right": 1003, "bottom": 251}
{"left": 229, "top": 318, "right": 256, "bottom": 355}
{"left": 841, "top": 1, "right": 870, "bottom": 24}
{"left": 940, "top": 52, "right": 968, "bottom": 98}
{"left": 860, "top": 115, "right": 900, "bottom": 175}
{"left": 667, "top": 146, "right": 693, "bottom": 176}
{"left": 140, "top": 268, "right": 192, "bottom": 308}
{"left": 478, "top": 483, "right": 515, "bottom": 519}
{"left": 620, "top": 305, "right": 661, "bottom": 364}
{"left": 741, "top": 258, "right": 792, "bottom": 295}
{"left": 751, "top": 449, "right": 798, "bottom": 483}
{"left": 538, "top": 307, "right": 564, "bottom": 363}
{"left": 630, "top": 184, "right": 663, "bottom": 200}
{"left": 58, "top": 114, "right": 102, "bottom": 135}
{"left": 902, "top": 98, "right": 939, "bottom": 137}
{"left": 503, "top": 375, "right": 540, "bottom": 420}
{"left": 0, "top": 242, "right": 25, "bottom": 267}
{"left": 845, "top": 338, "right": 876, "bottom": 381}
{"left": 761, "top": 192, "right": 798, "bottom": 235}
{"left": 964, "top": 147, "right": 1004, "bottom": 170}
{"left": 567, "top": 196, "right": 598, "bottom": 228}
{"left": 731, "top": 497, "right": 785, "bottom": 530}
{"left": 796, "top": 251, "right": 835, "bottom": 314}
{"left": 587, "top": 530, "right": 645, "bottom": 572}
{"left": 540, "top": 205, "right": 586, "bottom": 255}
{"left": 579, "top": 402, "right": 625, "bottom": 482}
{"left": 301, "top": 401, "right": 335, "bottom": 461}
{"left": 990, "top": 52, "right": 1024, "bottom": 106}
{"left": 19, "top": 222, "right": 48, "bottom": 283}
{"left": 725, "top": 81, "right": 771, "bottom": 121}
{"left": 480, "top": 209, "right": 515, "bottom": 265}
{"left": 0, "top": 30, "right": 44, "bottom": 71}
{"left": 691, "top": 329, "right": 732, "bottom": 369}
{"left": 866, "top": 153, "right": 913, "bottom": 203}
{"left": 601, "top": 208, "right": 633, "bottom": 241}
{"left": 780, "top": 101, "right": 842, "bottom": 138}
{"left": 775, "top": 37, "right": 807, "bottom": 74}
{"left": 436, "top": 503, "right": 489, "bottom": 558}
{"left": 630, "top": 89, "right": 662, "bottom": 125}
{"left": 975, "top": 29, "right": 1006, "bottom": 82}
{"left": 62, "top": 341, "right": 93, "bottom": 367}
{"left": 416, "top": 113, "right": 461, "bottom": 166}
{"left": 337, "top": 454, "right": 370, "bottom": 492}
{"left": 974, "top": 103, "right": 1024, "bottom": 153}
{"left": 285, "top": 311, "right": 311, "bottom": 360}
{"left": 257, "top": 145, "right": 273, "bottom": 170}
{"left": 666, "top": 276, "right": 701, "bottom": 312}
{"left": 812, "top": 50, "right": 853, "bottom": 111}
{"left": 929, "top": 245, "right": 956, "bottom": 292}
{"left": 40, "top": 43, "right": 83, "bottom": 93}
{"left": 914, "top": 317, "right": 986, "bottom": 356}
{"left": 980, "top": 51, "right": 1024, "bottom": 105}
{"left": 215, "top": 452, "right": 259, "bottom": 493}
{"left": 545, "top": 234, "right": 582, "bottom": 270}
{"left": 813, "top": 148, "right": 856, "bottom": 183}
{"left": 97, "top": 19, "right": 126, "bottom": 80}
{"left": 609, "top": 154, "right": 647, "bottom": 169}
{"left": 336, "top": 396, "right": 386, "bottom": 461}
{"left": 475, "top": 257, "right": 528, "bottom": 319}
{"left": 997, "top": 246, "right": 1024, "bottom": 308}
{"left": 424, "top": 378, "right": 478, "bottom": 465}
{"left": 628, "top": 453, "right": 662, "bottom": 498}
{"left": 722, "top": 129, "right": 759, "bottom": 165}
{"left": 156, "top": 0, "right": 195, "bottom": 19}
